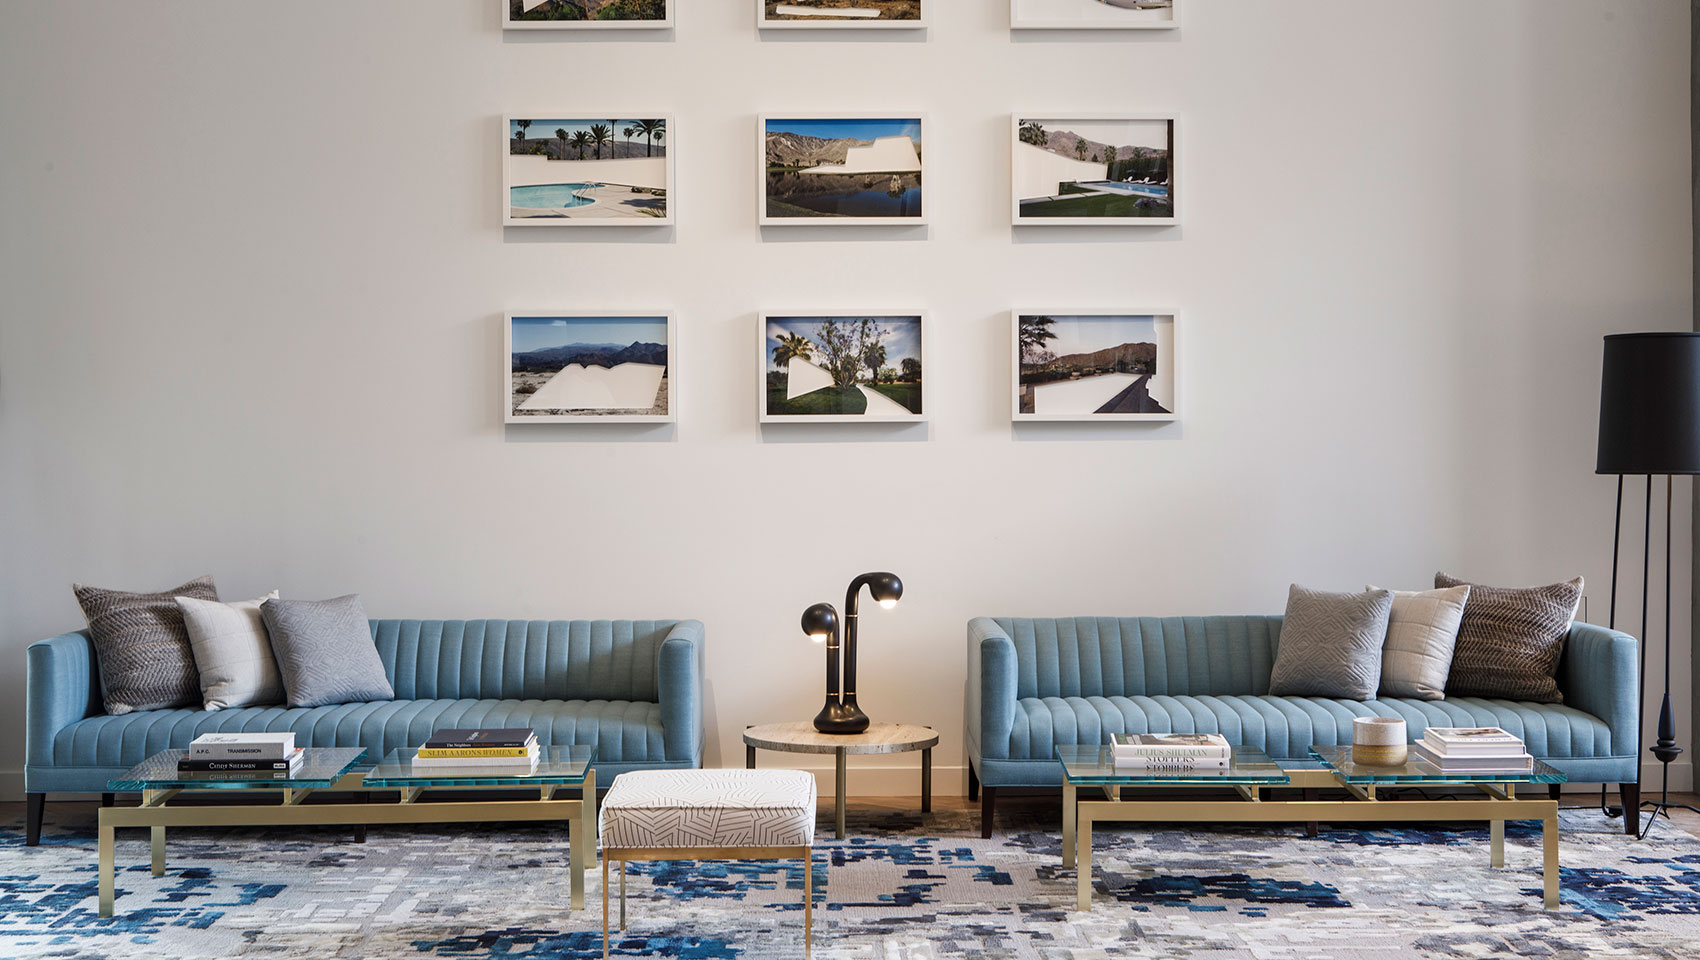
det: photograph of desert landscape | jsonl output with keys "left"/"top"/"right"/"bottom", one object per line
{"left": 763, "top": 118, "right": 924, "bottom": 222}
{"left": 1016, "top": 314, "right": 1176, "bottom": 419}
{"left": 506, "top": 118, "right": 669, "bottom": 224}
{"left": 508, "top": 315, "right": 672, "bottom": 422}
{"left": 506, "top": 0, "right": 669, "bottom": 25}
{"left": 1014, "top": 117, "right": 1172, "bottom": 223}
{"left": 1012, "top": 0, "right": 1174, "bottom": 28}
{"left": 764, "top": 0, "right": 923, "bottom": 24}
{"left": 763, "top": 315, "right": 924, "bottom": 421}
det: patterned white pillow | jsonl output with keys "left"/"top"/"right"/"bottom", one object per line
{"left": 1371, "top": 584, "right": 1470, "bottom": 700}
{"left": 177, "top": 592, "right": 283, "bottom": 710}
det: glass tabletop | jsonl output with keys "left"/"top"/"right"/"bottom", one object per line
{"left": 1310, "top": 746, "right": 1568, "bottom": 785}
{"left": 109, "top": 748, "right": 368, "bottom": 791}
{"left": 1057, "top": 745, "right": 1291, "bottom": 786}
{"left": 363, "top": 746, "right": 596, "bottom": 788}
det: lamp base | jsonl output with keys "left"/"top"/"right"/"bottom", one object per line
{"left": 813, "top": 701, "right": 870, "bottom": 735}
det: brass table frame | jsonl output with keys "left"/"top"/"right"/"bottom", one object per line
{"left": 97, "top": 767, "right": 595, "bottom": 918}
{"left": 1063, "top": 768, "right": 1560, "bottom": 913}
{"left": 602, "top": 845, "right": 813, "bottom": 959}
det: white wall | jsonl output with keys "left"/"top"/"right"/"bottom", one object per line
{"left": 0, "top": 1, "right": 1690, "bottom": 799}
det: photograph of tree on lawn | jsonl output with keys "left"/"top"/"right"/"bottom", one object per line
{"left": 1014, "top": 117, "right": 1173, "bottom": 224}
{"left": 764, "top": 0, "right": 923, "bottom": 24}
{"left": 763, "top": 315, "right": 924, "bottom": 421}
{"left": 1015, "top": 313, "right": 1176, "bottom": 420}
{"left": 506, "top": 0, "right": 670, "bottom": 26}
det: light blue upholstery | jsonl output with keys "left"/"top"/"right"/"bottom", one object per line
{"left": 966, "top": 616, "right": 1639, "bottom": 788}
{"left": 26, "top": 619, "right": 705, "bottom": 796}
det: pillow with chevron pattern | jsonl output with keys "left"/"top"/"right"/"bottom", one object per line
{"left": 1436, "top": 572, "right": 1582, "bottom": 704}
{"left": 73, "top": 575, "right": 219, "bottom": 715}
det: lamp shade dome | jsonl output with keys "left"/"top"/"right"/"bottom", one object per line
{"left": 1596, "top": 332, "right": 1700, "bottom": 475}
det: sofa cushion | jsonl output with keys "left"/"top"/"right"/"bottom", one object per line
{"left": 1002, "top": 693, "right": 1617, "bottom": 762}
{"left": 73, "top": 575, "right": 219, "bottom": 715}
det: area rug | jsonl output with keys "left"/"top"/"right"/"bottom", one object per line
{"left": 3, "top": 804, "right": 1700, "bottom": 959}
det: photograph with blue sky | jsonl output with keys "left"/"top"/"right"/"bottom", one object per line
{"left": 512, "top": 315, "right": 667, "bottom": 353}
{"left": 764, "top": 118, "right": 920, "bottom": 144}
{"left": 509, "top": 315, "right": 670, "bottom": 420}
{"left": 763, "top": 314, "right": 924, "bottom": 419}
{"left": 764, "top": 117, "right": 924, "bottom": 220}
{"left": 1017, "top": 313, "right": 1173, "bottom": 417}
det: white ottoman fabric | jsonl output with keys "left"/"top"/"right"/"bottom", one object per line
{"left": 599, "top": 769, "right": 818, "bottom": 848}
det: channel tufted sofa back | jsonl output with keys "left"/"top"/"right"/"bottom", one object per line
{"left": 991, "top": 615, "right": 1284, "bottom": 699}
{"left": 375, "top": 619, "right": 682, "bottom": 702}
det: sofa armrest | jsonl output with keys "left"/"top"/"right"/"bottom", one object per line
{"left": 1560, "top": 621, "right": 1638, "bottom": 758}
{"left": 967, "top": 617, "right": 1018, "bottom": 761}
{"left": 657, "top": 620, "right": 704, "bottom": 764}
{"left": 27, "top": 631, "right": 101, "bottom": 776}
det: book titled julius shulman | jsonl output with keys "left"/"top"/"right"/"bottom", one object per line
{"left": 1110, "top": 733, "right": 1231, "bottom": 758}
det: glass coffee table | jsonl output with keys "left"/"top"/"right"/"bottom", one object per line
{"left": 1058, "top": 743, "right": 1565, "bottom": 913}
{"left": 100, "top": 745, "right": 596, "bottom": 918}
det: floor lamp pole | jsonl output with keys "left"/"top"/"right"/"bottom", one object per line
{"left": 1637, "top": 474, "right": 1698, "bottom": 838}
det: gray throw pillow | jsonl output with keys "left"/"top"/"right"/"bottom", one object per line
{"left": 1437, "top": 572, "right": 1582, "bottom": 704}
{"left": 260, "top": 595, "right": 394, "bottom": 708}
{"left": 73, "top": 576, "right": 219, "bottom": 715}
{"left": 1372, "top": 584, "right": 1470, "bottom": 700}
{"left": 1269, "top": 585, "right": 1394, "bottom": 701}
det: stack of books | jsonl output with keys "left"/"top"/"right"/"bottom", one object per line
{"left": 1411, "top": 726, "right": 1533, "bottom": 772}
{"left": 1109, "top": 733, "right": 1232, "bottom": 770}
{"left": 178, "top": 732, "right": 303, "bottom": 780}
{"left": 412, "top": 728, "right": 540, "bottom": 773}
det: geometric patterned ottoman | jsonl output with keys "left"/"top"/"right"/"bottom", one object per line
{"left": 598, "top": 769, "right": 818, "bottom": 958}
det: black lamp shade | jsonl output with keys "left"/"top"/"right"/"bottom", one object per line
{"left": 1596, "top": 332, "right": 1700, "bottom": 475}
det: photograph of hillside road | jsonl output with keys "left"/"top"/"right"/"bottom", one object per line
{"left": 505, "top": 0, "right": 670, "bottom": 26}
{"left": 1014, "top": 117, "right": 1173, "bottom": 224}
{"left": 506, "top": 117, "right": 669, "bottom": 224}
{"left": 763, "top": 118, "right": 924, "bottom": 223}
{"left": 1016, "top": 314, "right": 1176, "bottom": 420}
{"left": 763, "top": 315, "right": 925, "bottom": 421}
{"left": 1011, "top": 0, "right": 1174, "bottom": 29}
{"left": 507, "top": 315, "right": 672, "bottom": 422}
{"left": 763, "top": 0, "right": 923, "bottom": 24}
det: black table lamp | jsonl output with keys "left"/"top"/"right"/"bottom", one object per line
{"left": 801, "top": 572, "right": 903, "bottom": 734}
{"left": 1597, "top": 332, "right": 1700, "bottom": 837}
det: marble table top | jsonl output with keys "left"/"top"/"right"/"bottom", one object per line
{"left": 743, "top": 721, "right": 938, "bottom": 755}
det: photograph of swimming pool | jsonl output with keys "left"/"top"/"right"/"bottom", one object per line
{"left": 761, "top": 116, "right": 926, "bottom": 225}
{"left": 1012, "top": 116, "right": 1174, "bottom": 226}
{"left": 1011, "top": 0, "right": 1175, "bottom": 30}
{"left": 504, "top": 0, "right": 673, "bottom": 29}
{"left": 506, "top": 313, "right": 675, "bottom": 423}
{"left": 762, "top": 0, "right": 926, "bottom": 27}
{"left": 504, "top": 116, "right": 672, "bottom": 226}
{"left": 761, "top": 314, "right": 927, "bottom": 422}
{"left": 1013, "top": 313, "right": 1178, "bottom": 421}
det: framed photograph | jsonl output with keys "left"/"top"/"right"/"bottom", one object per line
{"left": 504, "top": 115, "right": 673, "bottom": 226}
{"left": 1013, "top": 115, "right": 1174, "bottom": 226}
{"left": 760, "top": 313, "right": 928, "bottom": 423}
{"left": 1012, "top": 312, "right": 1178, "bottom": 422}
{"left": 504, "top": 0, "right": 673, "bottom": 29}
{"left": 1011, "top": 0, "right": 1176, "bottom": 30}
{"left": 760, "top": 115, "right": 927, "bottom": 225}
{"left": 760, "top": 0, "right": 927, "bottom": 29}
{"left": 506, "top": 313, "right": 675, "bottom": 423}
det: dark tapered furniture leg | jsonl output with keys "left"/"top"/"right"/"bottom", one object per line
{"left": 101, "top": 793, "right": 114, "bottom": 808}
{"left": 1549, "top": 784, "right": 1562, "bottom": 801}
{"left": 25, "top": 794, "right": 44, "bottom": 846}
{"left": 1304, "top": 788, "right": 1319, "bottom": 838}
{"left": 967, "top": 764, "right": 980, "bottom": 803}
{"left": 1621, "top": 782, "right": 1641, "bottom": 836}
{"left": 980, "top": 787, "right": 997, "bottom": 839}
{"left": 354, "top": 791, "right": 370, "bottom": 843}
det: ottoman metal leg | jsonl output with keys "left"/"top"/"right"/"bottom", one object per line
{"left": 804, "top": 847, "right": 813, "bottom": 957}
{"left": 601, "top": 857, "right": 611, "bottom": 959}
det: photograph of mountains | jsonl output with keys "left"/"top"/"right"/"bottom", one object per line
{"left": 1015, "top": 118, "right": 1173, "bottom": 222}
{"left": 765, "top": 1, "right": 922, "bottom": 22}
{"left": 508, "top": 315, "right": 671, "bottom": 421}
{"left": 507, "top": 0, "right": 667, "bottom": 23}
{"left": 764, "top": 118, "right": 924, "bottom": 221}
{"left": 1017, "top": 314, "right": 1176, "bottom": 419}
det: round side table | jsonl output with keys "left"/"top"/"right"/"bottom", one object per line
{"left": 744, "top": 721, "right": 939, "bottom": 840}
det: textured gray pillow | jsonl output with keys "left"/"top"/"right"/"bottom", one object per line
{"left": 1372, "top": 584, "right": 1470, "bottom": 700}
{"left": 1269, "top": 585, "right": 1394, "bottom": 701}
{"left": 73, "top": 576, "right": 219, "bottom": 715}
{"left": 260, "top": 595, "right": 394, "bottom": 708}
{"left": 1437, "top": 572, "right": 1581, "bottom": 704}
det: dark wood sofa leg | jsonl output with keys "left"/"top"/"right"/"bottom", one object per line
{"left": 1303, "top": 788, "right": 1319, "bottom": 837}
{"left": 26, "top": 794, "right": 44, "bottom": 846}
{"left": 101, "top": 793, "right": 114, "bottom": 808}
{"left": 1621, "top": 782, "right": 1641, "bottom": 836}
{"left": 967, "top": 765, "right": 980, "bottom": 803}
{"left": 980, "top": 787, "right": 998, "bottom": 839}
{"left": 1548, "top": 784, "right": 1562, "bottom": 801}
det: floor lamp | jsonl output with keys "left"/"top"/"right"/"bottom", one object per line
{"left": 1597, "top": 332, "right": 1700, "bottom": 838}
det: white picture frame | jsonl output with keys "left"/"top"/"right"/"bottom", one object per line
{"left": 503, "top": 114, "right": 675, "bottom": 227}
{"left": 1012, "top": 311, "right": 1179, "bottom": 422}
{"left": 759, "top": 0, "right": 929, "bottom": 29}
{"left": 1012, "top": 114, "right": 1176, "bottom": 227}
{"left": 506, "top": 311, "right": 677, "bottom": 424}
{"left": 1010, "top": 0, "right": 1176, "bottom": 30}
{"left": 504, "top": 0, "right": 674, "bottom": 30}
{"left": 760, "top": 312, "right": 930, "bottom": 423}
{"left": 759, "top": 114, "right": 928, "bottom": 227}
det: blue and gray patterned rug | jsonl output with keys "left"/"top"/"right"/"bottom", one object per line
{"left": 4, "top": 803, "right": 1700, "bottom": 958}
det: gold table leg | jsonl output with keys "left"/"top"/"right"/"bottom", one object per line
{"left": 144, "top": 789, "right": 166, "bottom": 877}
{"left": 579, "top": 768, "right": 595, "bottom": 912}
{"left": 1076, "top": 817, "right": 1093, "bottom": 912}
{"left": 1543, "top": 808, "right": 1560, "bottom": 908}
{"left": 98, "top": 817, "right": 115, "bottom": 917}
{"left": 1062, "top": 781, "right": 1076, "bottom": 868}
{"left": 1490, "top": 817, "right": 1505, "bottom": 868}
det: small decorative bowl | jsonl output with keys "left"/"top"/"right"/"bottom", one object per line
{"left": 1351, "top": 717, "right": 1408, "bottom": 767}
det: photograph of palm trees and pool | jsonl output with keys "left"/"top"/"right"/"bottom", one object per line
{"left": 763, "top": 1, "right": 923, "bottom": 25}
{"left": 505, "top": 117, "right": 670, "bottom": 224}
{"left": 507, "top": 314, "right": 673, "bottom": 422}
{"left": 1013, "top": 117, "right": 1173, "bottom": 224}
{"left": 762, "top": 117, "right": 925, "bottom": 223}
{"left": 763, "top": 315, "right": 925, "bottom": 421}
{"left": 505, "top": 0, "right": 670, "bottom": 27}
{"left": 1011, "top": 0, "right": 1174, "bottom": 29}
{"left": 1015, "top": 313, "right": 1177, "bottom": 420}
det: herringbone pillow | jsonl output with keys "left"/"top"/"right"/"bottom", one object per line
{"left": 1269, "top": 585, "right": 1395, "bottom": 700}
{"left": 1436, "top": 572, "right": 1582, "bottom": 704}
{"left": 73, "top": 575, "right": 219, "bottom": 715}
{"left": 260, "top": 595, "right": 394, "bottom": 708}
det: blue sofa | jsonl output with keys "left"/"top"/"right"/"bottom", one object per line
{"left": 965, "top": 616, "right": 1640, "bottom": 837}
{"left": 25, "top": 618, "right": 704, "bottom": 844}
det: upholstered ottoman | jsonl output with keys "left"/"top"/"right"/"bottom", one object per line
{"left": 598, "top": 768, "right": 818, "bottom": 957}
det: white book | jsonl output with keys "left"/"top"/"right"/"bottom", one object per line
{"left": 1422, "top": 727, "right": 1524, "bottom": 756}
{"left": 1411, "top": 740, "right": 1533, "bottom": 772}
{"left": 1110, "top": 733, "right": 1231, "bottom": 758}
{"left": 188, "top": 732, "right": 297, "bottom": 759}
{"left": 1113, "top": 756, "right": 1230, "bottom": 770}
